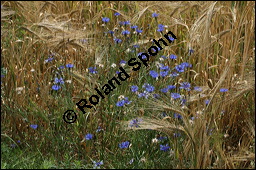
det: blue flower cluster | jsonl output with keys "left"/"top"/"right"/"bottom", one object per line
{"left": 116, "top": 97, "right": 132, "bottom": 107}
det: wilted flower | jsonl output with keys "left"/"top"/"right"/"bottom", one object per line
{"left": 180, "top": 82, "right": 191, "bottom": 91}
{"left": 129, "top": 118, "right": 142, "bottom": 128}
{"left": 129, "top": 158, "right": 134, "bottom": 164}
{"left": 93, "top": 160, "right": 103, "bottom": 169}
{"left": 111, "top": 63, "right": 117, "bottom": 68}
{"left": 174, "top": 113, "right": 182, "bottom": 119}
{"left": 152, "top": 138, "right": 158, "bottom": 143}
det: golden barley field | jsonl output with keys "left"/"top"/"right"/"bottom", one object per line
{"left": 1, "top": 1, "right": 255, "bottom": 169}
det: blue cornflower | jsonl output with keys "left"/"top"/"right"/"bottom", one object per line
{"left": 116, "top": 100, "right": 125, "bottom": 107}
{"left": 158, "top": 136, "right": 168, "bottom": 141}
{"left": 136, "top": 29, "right": 143, "bottom": 33}
{"left": 194, "top": 86, "right": 202, "bottom": 91}
{"left": 157, "top": 24, "right": 164, "bottom": 32}
{"left": 205, "top": 99, "right": 210, "bottom": 105}
{"left": 161, "top": 55, "right": 167, "bottom": 59}
{"left": 174, "top": 113, "right": 182, "bottom": 119}
{"left": 93, "top": 160, "right": 103, "bottom": 169}
{"left": 88, "top": 67, "right": 97, "bottom": 74}
{"left": 171, "top": 93, "right": 181, "bottom": 99}
{"left": 131, "top": 25, "right": 138, "bottom": 29}
{"left": 160, "top": 70, "right": 169, "bottom": 77}
{"left": 59, "top": 65, "right": 65, "bottom": 69}
{"left": 54, "top": 77, "right": 64, "bottom": 84}
{"left": 169, "top": 54, "right": 177, "bottom": 59}
{"left": 123, "top": 21, "right": 131, "bottom": 25}
{"left": 52, "top": 84, "right": 61, "bottom": 91}
{"left": 160, "top": 88, "right": 168, "bottom": 93}
{"left": 131, "top": 85, "right": 139, "bottom": 92}
{"left": 180, "top": 82, "right": 191, "bottom": 91}
{"left": 168, "top": 36, "right": 175, "bottom": 42}
{"left": 170, "top": 72, "right": 179, "bottom": 77}
{"left": 159, "top": 65, "right": 170, "bottom": 71}
{"left": 175, "top": 64, "right": 185, "bottom": 73}
{"left": 167, "top": 85, "right": 176, "bottom": 90}
{"left": 122, "top": 30, "right": 130, "bottom": 35}
{"left": 119, "top": 60, "right": 126, "bottom": 65}
{"left": 133, "top": 44, "right": 139, "bottom": 48}
{"left": 119, "top": 141, "right": 130, "bottom": 149}
{"left": 114, "top": 12, "right": 120, "bottom": 16}
{"left": 108, "top": 30, "right": 114, "bottom": 35}
{"left": 149, "top": 70, "right": 159, "bottom": 78}
{"left": 143, "top": 83, "right": 155, "bottom": 93}
{"left": 152, "top": 13, "right": 159, "bottom": 18}
{"left": 85, "top": 133, "right": 93, "bottom": 140}
{"left": 119, "top": 21, "right": 124, "bottom": 25}
{"left": 129, "top": 118, "right": 142, "bottom": 127}
{"left": 66, "top": 63, "right": 74, "bottom": 68}
{"left": 30, "top": 124, "right": 38, "bottom": 130}
{"left": 45, "top": 57, "right": 54, "bottom": 63}
{"left": 116, "top": 71, "right": 120, "bottom": 74}
{"left": 102, "top": 17, "right": 110, "bottom": 23}
{"left": 160, "top": 144, "right": 170, "bottom": 151}
{"left": 114, "top": 38, "right": 122, "bottom": 44}
{"left": 220, "top": 88, "right": 228, "bottom": 92}
{"left": 181, "top": 62, "right": 192, "bottom": 68}
{"left": 124, "top": 97, "right": 132, "bottom": 105}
